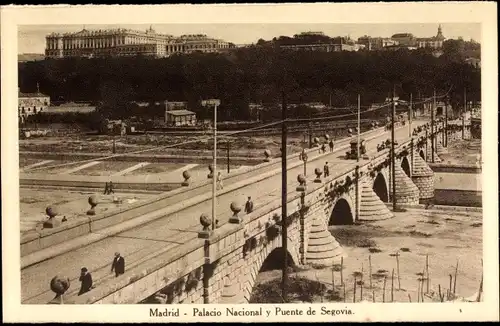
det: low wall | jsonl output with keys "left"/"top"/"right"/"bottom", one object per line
{"left": 429, "top": 163, "right": 481, "bottom": 174}
{"left": 434, "top": 189, "right": 482, "bottom": 207}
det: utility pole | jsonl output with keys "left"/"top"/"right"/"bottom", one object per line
{"left": 212, "top": 102, "right": 218, "bottom": 230}
{"left": 227, "top": 141, "right": 230, "bottom": 174}
{"left": 281, "top": 89, "right": 288, "bottom": 303}
{"left": 357, "top": 94, "right": 361, "bottom": 163}
{"left": 444, "top": 99, "right": 448, "bottom": 147}
{"left": 391, "top": 86, "right": 397, "bottom": 212}
{"left": 409, "top": 93, "right": 413, "bottom": 138}
{"left": 462, "top": 87, "right": 466, "bottom": 139}
{"left": 431, "top": 89, "right": 435, "bottom": 163}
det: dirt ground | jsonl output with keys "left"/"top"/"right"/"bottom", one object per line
{"left": 19, "top": 188, "right": 155, "bottom": 233}
{"left": 255, "top": 208, "right": 483, "bottom": 303}
{"left": 438, "top": 139, "right": 481, "bottom": 165}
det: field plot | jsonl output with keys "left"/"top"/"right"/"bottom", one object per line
{"left": 19, "top": 188, "right": 155, "bottom": 233}
{"left": 125, "top": 162, "right": 187, "bottom": 176}
{"left": 253, "top": 208, "right": 482, "bottom": 303}
{"left": 71, "top": 161, "right": 136, "bottom": 176}
{"left": 439, "top": 139, "right": 481, "bottom": 165}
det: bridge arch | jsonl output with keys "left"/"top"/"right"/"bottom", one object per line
{"left": 328, "top": 197, "right": 354, "bottom": 226}
{"left": 401, "top": 156, "right": 411, "bottom": 178}
{"left": 373, "top": 172, "right": 389, "bottom": 203}
{"left": 419, "top": 149, "right": 425, "bottom": 161}
{"left": 244, "top": 236, "right": 299, "bottom": 303}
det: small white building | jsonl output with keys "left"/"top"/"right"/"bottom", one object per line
{"left": 165, "top": 109, "right": 197, "bottom": 127}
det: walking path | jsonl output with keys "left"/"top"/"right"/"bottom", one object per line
{"left": 112, "top": 162, "right": 150, "bottom": 176}
{"left": 62, "top": 161, "right": 102, "bottom": 175}
{"left": 20, "top": 160, "right": 54, "bottom": 171}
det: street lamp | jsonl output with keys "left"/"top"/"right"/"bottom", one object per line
{"left": 201, "top": 99, "right": 221, "bottom": 231}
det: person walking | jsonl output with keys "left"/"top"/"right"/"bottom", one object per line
{"left": 78, "top": 267, "right": 93, "bottom": 296}
{"left": 108, "top": 181, "right": 115, "bottom": 194}
{"left": 324, "top": 162, "right": 330, "bottom": 178}
{"left": 244, "top": 196, "right": 254, "bottom": 214}
{"left": 329, "top": 139, "right": 334, "bottom": 152}
{"left": 216, "top": 172, "right": 223, "bottom": 190}
{"left": 103, "top": 182, "right": 109, "bottom": 195}
{"left": 111, "top": 252, "right": 125, "bottom": 277}
{"left": 321, "top": 143, "right": 326, "bottom": 154}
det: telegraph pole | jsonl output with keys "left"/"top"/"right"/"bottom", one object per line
{"left": 357, "top": 94, "right": 361, "bottom": 163}
{"left": 409, "top": 93, "right": 413, "bottom": 138}
{"left": 431, "top": 89, "right": 435, "bottom": 163}
{"left": 444, "top": 98, "right": 448, "bottom": 147}
{"left": 391, "top": 86, "right": 397, "bottom": 212}
{"left": 227, "top": 141, "right": 230, "bottom": 173}
{"left": 462, "top": 87, "right": 466, "bottom": 139}
{"left": 212, "top": 103, "right": 218, "bottom": 230}
{"left": 281, "top": 89, "right": 288, "bottom": 303}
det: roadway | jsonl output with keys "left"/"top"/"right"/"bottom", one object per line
{"left": 21, "top": 121, "right": 426, "bottom": 304}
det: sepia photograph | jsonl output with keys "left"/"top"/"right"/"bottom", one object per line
{"left": 2, "top": 2, "right": 498, "bottom": 323}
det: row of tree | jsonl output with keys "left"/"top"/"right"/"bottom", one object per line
{"left": 19, "top": 43, "right": 481, "bottom": 122}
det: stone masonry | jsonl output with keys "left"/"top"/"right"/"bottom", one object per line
{"left": 306, "top": 217, "right": 345, "bottom": 266}
{"left": 358, "top": 181, "right": 394, "bottom": 221}
{"left": 411, "top": 152, "right": 435, "bottom": 201}
{"left": 389, "top": 163, "right": 420, "bottom": 205}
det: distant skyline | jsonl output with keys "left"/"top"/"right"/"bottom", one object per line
{"left": 18, "top": 23, "right": 481, "bottom": 54}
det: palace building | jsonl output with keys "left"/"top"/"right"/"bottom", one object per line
{"left": 45, "top": 26, "right": 234, "bottom": 59}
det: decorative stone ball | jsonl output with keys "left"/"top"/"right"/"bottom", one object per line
{"left": 199, "top": 213, "right": 211, "bottom": 228}
{"left": 324, "top": 134, "right": 329, "bottom": 140}
{"left": 50, "top": 276, "right": 70, "bottom": 295}
{"left": 88, "top": 195, "right": 98, "bottom": 207}
{"left": 314, "top": 167, "right": 322, "bottom": 177}
{"left": 182, "top": 170, "right": 191, "bottom": 180}
{"left": 208, "top": 164, "right": 214, "bottom": 173}
{"left": 297, "top": 174, "right": 306, "bottom": 184}
{"left": 264, "top": 149, "right": 271, "bottom": 158}
{"left": 45, "top": 206, "right": 58, "bottom": 219}
{"left": 347, "top": 128, "right": 353, "bottom": 134}
{"left": 230, "top": 202, "right": 242, "bottom": 214}
{"left": 313, "top": 137, "right": 319, "bottom": 144}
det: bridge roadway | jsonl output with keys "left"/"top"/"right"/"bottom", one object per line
{"left": 21, "top": 121, "right": 426, "bottom": 304}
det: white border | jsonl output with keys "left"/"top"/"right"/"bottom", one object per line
{"left": 2, "top": 2, "right": 498, "bottom": 323}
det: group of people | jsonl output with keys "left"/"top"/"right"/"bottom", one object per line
{"left": 318, "top": 139, "right": 335, "bottom": 154}
{"left": 78, "top": 252, "right": 126, "bottom": 296}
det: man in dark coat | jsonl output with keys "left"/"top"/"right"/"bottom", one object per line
{"left": 111, "top": 252, "right": 125, "bottom": 277}
{"left": 329, "top": 139, "right": 334, "bottom": 152}
{"left": 244, "top": 196, "right": 254, "bottom": 214}
{"left": 78, "top": 267, "right": 93, "bottom": 296}
{"left": 324, "top": 162, "right": 330, "bottom": 178}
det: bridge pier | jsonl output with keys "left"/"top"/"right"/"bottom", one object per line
{"left": 389, "top": 162, "right": 420, "bottom": 206}
{"left": 358, "top": 180, "right": 394, "bottom": 221}
{"left": 411, "top": 152, "right": 435, "bottom": 203}
{"left": 306, "top": 217, "right": 344, "bottom": 266}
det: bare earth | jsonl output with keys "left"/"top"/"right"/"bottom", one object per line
{"left": 438, "top": 139, "right": 481, "bottom": 165}
{"left": 19, "top": 189, "right": 155, "bottom": 233}
{"left": 255, "top": 208, "right": 482, "bottom": 303}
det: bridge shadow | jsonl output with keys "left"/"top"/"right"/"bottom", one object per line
{"left": 329, "top": 198, "right": 354, "bottom": 226}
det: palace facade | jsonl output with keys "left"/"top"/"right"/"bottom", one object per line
{"left": 45, "top": 26, "right": 234, "bottom": 59}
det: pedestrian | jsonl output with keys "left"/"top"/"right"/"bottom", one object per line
{"left": 329, "top": 139, "right": 334, "bottom": 152}
{"left": 321, "top": 143, "right": 326, "bottom": 154}
{"left": 108, "top": 181, "right": 115, "bottom": 194}
{"left": 78, "top": 267, "right": 93, "bottom": 296}
{"left": 103, "top": 182, "right": 109, "bottom": 195}
{"left": 245, "top": 196, "right": 254, "bottom": 214}
{"left": 324, "top": 162, "right": 330, "bottom": 178}
{"left": 111, "top": 252, "right": 125, "bottom": 277}
{"left": 216, "top": 172, "right": 223, "bottom": 190}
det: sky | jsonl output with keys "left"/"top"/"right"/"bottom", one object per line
{"left": 18, "top": 23, "right": 481, "bottom": 54}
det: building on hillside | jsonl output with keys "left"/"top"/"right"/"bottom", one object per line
{"left": 18, "top": 86, "right": 50, "bottom": 123}
{"left": 391, "top": 33, "right": 417, "bottom": 47}
{"left": 45, "top": 26, "right": 234, "bottom": 59}
{"left": 357, "top": 36, "right": 398, "bottom": 50}
{"left": 280, "top": 36, "right": 356, "bottom": 52}
{"left": 43, "top": 102, "right": 97, "bottom": 114}
{"left": 165, "top": 109, "right": 197, "bottom": 126}
{"left": 417, "top": 25, "right": 446, "bottom": 49}
{"left": 465, "top": 57, "right": 481, "bottom": 69}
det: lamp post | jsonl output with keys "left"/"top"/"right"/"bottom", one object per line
{"left": 202, "top": 99, "right": 221, "bottom": 231}
{"left": 391, "top": 86, "right": 397, "bottom": 212}
{"left": 281, "top": 89, "right": 288, "bottom": 303}
{"left": 431, "top": 89, "right": 435, "bottom": 163}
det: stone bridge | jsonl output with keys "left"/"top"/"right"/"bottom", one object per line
{"left": 54, "top": 120, "right": 466, "bottom": 305}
